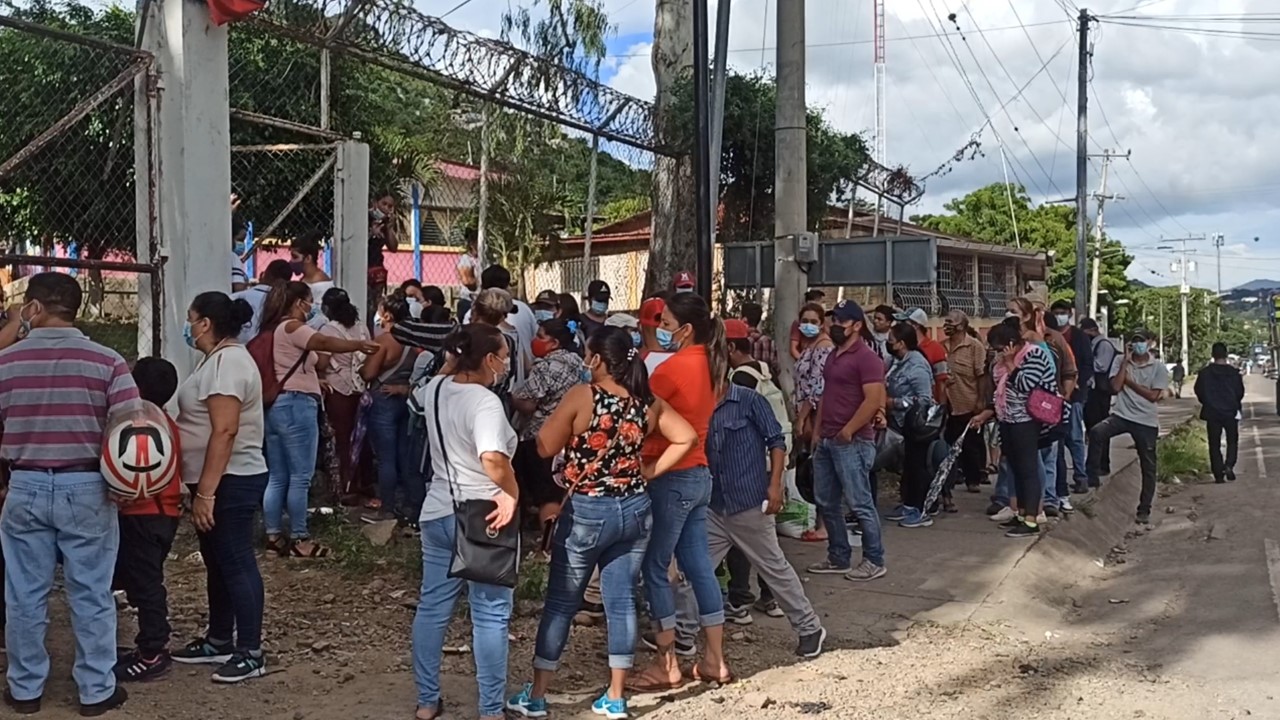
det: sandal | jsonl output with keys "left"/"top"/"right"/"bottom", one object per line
{"left": 689, "top": 663, "right": 735, "bottom": 686}
{"left": 288, "top": 540, "right": 332, "bottom": 559}
{"left": 800, "top": 529, "right": 828, "bottom": 543}
{"left": 264, "top": 535, "right": 289, "bottom": 557}
{"left": 626, "top": 666, "right": 688, "bottom": 693}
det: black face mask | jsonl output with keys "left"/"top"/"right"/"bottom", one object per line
{"left": 829, "top": 325, "right": 848, "bottom": 346}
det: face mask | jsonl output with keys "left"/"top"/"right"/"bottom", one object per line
{"left": 1005, "top": 310, "right": 1019, "bottom": 319}
{"left": 18, "top": 302, "right": 37, "bottom": 337}
{"left": 799, "top": 322, "right": 820, "bottom": 338}
{"left": 1055, "top": 313, "right": 1071, "bottom": 327}
{"left": 1132, "top": 341, "right": 1149, "bottom": 356}
{"left": 590, "top": 300, "right": 608, "bottom": 315}
{"left": 675, "top": 288, "right": 693, "bottom": 294}
{"left": 532, "top": 337, "right": 556, "bottom": 358}
{"left": 233, "top": 241, "right": 246, "bottom": 256}
{"left": 534, "top": 309, "right": 555, "bottom": 323}
{"left": 289, "top": 260, "right": 305, "bottom": 275}
{"left": 489, "top": 357, "right": 509, "bottom": 387}
{"left": 370, "top": 208, "right": 386, "bottom": 221}
{"left": 943, "top": 324, "right": 958, "bottom": 336}
{"left": 183, "top": 321, "right": 198, "bottom": 349}
{"left": 630, "top": 331, "right": 642, "bottom": 348}
{"left": 656, "top": 327, "right": 678, "bottom": 351}
{"left": 580, "top": 365, "right": 594, "bottom": 384}
{"left": 305, "top": 304, "right": 320, "bottom": 323}
{"left": 829, "top": 324, "right": 848, "bottom": 346}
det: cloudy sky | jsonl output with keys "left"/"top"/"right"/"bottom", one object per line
{"left": 426, "top": 0, "right": 1280, "bottom": 291}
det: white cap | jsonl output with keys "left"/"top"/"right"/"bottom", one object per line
{"left": 604, "top": 313, "right": 639, "bottom": 329}
{"left": 894, "top": 307, "right": 929, "bottom": 326}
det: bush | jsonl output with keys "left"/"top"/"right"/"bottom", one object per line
{"left": 1156, "top": 420, "right": 1210, "bottom": 483}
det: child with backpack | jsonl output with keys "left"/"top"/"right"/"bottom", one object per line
{"left": 113, "top": 357, "right": 184, "bottom": 682}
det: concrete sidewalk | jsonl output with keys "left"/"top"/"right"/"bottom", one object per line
{"left": 781, "top": 396, "right": 1201, "bottom": 640}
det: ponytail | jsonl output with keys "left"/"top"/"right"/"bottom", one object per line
{"left": 706, "top": 316, "right": 729, "bottom": 397}
{"left": 587, "top": 327, "right": 653, "bottom": 405}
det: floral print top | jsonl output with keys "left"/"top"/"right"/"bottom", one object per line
{"left": 559, "top": 385, "right": 650, "bottom": 497}
{"left": 794, "top": 342, "right": 834, "bottom": 409}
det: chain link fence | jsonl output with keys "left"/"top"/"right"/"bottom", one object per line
{"left": 0, "top": 13, "right": 159, "bottom": 361}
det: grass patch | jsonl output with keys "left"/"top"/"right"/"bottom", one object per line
{"left": 309, "top": 512, "right": 422, "bottom": 579}
{"left": 80, "top": 320, "right": 139, "bottom": 361}
{"left": 1156, "top": 420, "right": 1210, "bottom": 483}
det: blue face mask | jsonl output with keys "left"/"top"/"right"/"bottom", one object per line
{"left": 233, "top": 241, "right": 246, "bottom": 256}
{"left": 534, "top": 309, "right": 555, "bottom": 323}
{"left": 306, "top": 304, "right": 320, "bottom": 323}
{"left": 581, "top": 366, "right": 594, "bottom": 384}
{"left": 656, "top": 327, "right": 678, "bottom": 351}
{"left": 182, "top": 321, "right": 198, "bottom": 349}
{"left": 1132, "top": 341, "right": 1149, "bottom": 355}
{"left": 590, "top": 300, "right": 609, "bottom": 315}
{"left": 630, "top": 331, "right": 642, "bottom": 348}
{"left": 799, "top": 322, "right": 820, "bottom": 338}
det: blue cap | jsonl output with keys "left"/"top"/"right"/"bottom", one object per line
{"left": 831, "top": 299, "right": 865, "bottom": 324}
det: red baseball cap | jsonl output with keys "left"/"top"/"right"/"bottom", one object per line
{"left": 639, "top": 297, "right": 666, "bottom": 328}
{"left": 723, "top": 319, "right": 750, "bottom": 340}
{"left": 673, "top": 271, "right": 695, "bottom": 290}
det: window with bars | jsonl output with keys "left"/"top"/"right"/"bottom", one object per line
{"left": 979, "top": 258, "right": 1014, "bottom": 317}
{"left": 937, "top": 253, "right": 978, "bottom": 316}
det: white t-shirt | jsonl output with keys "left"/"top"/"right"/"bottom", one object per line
{"left": 176, "top": 344, "right": 268, "bottom": 485}
{"left": 230, "top": 250, "right": 247, "bottom": 289}
{"left": 307, "top": 280, "right": 335, "bottom": 329}
{"left": 231, "top": 285, "right": 272, "bottom": 344}
{"left": 415, "top": 376, "right": 517, "bottom": 523}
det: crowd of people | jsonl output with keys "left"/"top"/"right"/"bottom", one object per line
{"left": 0, "top": 209, "right": 1226, "bottom": 718}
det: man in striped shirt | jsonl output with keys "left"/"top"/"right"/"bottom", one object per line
{"left": 0, "top": 272, "right": 139, "bottom": 716}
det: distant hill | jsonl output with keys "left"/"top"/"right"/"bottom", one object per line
{"left": 1232, "top": 279, "right": 1280, "bottom": 292}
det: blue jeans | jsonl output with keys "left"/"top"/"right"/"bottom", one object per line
{"left": 992, "top": 457, "right": 1013, "bottom": 507}
{"left": 813, "top": 438, "right": 884, "bottom": 568}
{"left": 1040, "top": 441, "right": 1059, "bottom": 509}
{"left": 1068, "top": 401, "right": 1088, "bottom": 484}
{"left": 412, "top": 517, "right": 512, "bottom": 717}
{"left": 369, "top": 391, "right": 419, "bottom": 518}
{"left": 196, "top": 473, "right": 269, "bottom": 653}
{"left": 535, "top": 493, "right": 651, "bottom": 671}
{"left": 264, "top": 392, "right": 320, "bottom": 538}
{"left": 2, "top": 470, "right": 118, "bottom": 704}
{"left": 641, "top": 466, "right": 725, "bottom": 631}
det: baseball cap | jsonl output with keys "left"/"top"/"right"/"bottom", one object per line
{"left": 605, "top": 313, "right": 639, "bottom": 329}
{"left": 894, "top": 307, "right": 929, "bottom": 326}
{"left": 1128, "top": 329, "right": 1149, "bottom": 342}
{"left": 831, "top": 299, "right": 866, "bottom": 324}
{"left": 535, "top": 289, "right": 559, "bottom": 305}
{"left": 639, "top": 297, "right": 666, "bottom": 328}
{"left": 1079, "top": 318, "right": 1100, "bottom": 332}
{"left": 723, "top": 319, "right": 750, "bottom": 340}
{"left": 586, "top": 279, "right": 611, "bottom": 302}
{"left": 674, "top": 271, "right": 695, "bottom": 290}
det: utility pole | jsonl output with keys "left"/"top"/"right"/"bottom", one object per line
{"left": 1075, "top": 8, "right": 1092, "bottom": 315}
{"left": 1166, "top": 236, "right": 1205, "bottom": 365}
{"left": 774, "top": 0, "right": 807, "bottom": 391}
{"left": 692, "top": 0, "right": 713, "bottom": 298}
{"left": 1213, "top": 232, "right": 1225, "bottom": 329}
{"left": 1088, "top": 149, "right": 1127, "bottom": 318}
{"left": 708, "top": 0, "right": 731, "bottom": 245}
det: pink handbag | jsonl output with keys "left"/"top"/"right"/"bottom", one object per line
{"left": 1027, "top": 386, "right": 1064, "bottom": 426}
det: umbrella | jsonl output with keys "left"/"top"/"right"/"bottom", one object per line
{"left": 922, "top": 426, "right": 970, "bottom": 514}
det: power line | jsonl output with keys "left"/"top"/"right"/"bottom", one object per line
{"left": 438, "top": 0, "right": 475, "bottom": 20}
{"left": 1098, "top": 19, "right": 1280, "bottom": 42}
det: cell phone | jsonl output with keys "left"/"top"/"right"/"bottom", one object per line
{"left": 539, "top": 518, "right": 556, "bottom": 553}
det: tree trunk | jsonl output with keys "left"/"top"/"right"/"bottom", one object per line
{"left": 644, "top": 0, "right": 696, "bottom": 298}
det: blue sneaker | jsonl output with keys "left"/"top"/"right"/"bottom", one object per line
{"left": 899, "top": 507, "right": 933, "bottom": 528}
{"left": 506, "top": 683, "right": 549, "bottom": 718}
{"left": 884, "top": 504, "right": 908, "bottom": 522}
{"left": 592, "top": 693, "right": 629, "bottom": 719}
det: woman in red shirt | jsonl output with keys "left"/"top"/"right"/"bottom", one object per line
{"left": 629, "top": 292, "right": 735, "bottom": 691}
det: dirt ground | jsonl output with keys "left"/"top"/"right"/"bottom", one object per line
{"left": 6, "top": 493, "right": 1258, "bottom": 720}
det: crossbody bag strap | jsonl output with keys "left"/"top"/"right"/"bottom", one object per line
{"left": 429, "top": 377, "right": 461, "bottom": 510}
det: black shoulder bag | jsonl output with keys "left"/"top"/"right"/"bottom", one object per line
{"left": 430, "top": 378, "right": 521, "bottom": 588}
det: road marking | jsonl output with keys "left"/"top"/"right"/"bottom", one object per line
{"left": 1265, "top": 539, "right": 1280, "bottom": 624}
{"left": 1255, "top": 425, "right": 1267, "bottom": 479}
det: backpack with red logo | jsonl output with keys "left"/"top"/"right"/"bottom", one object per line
{"left": 246, "top": 324, "right": 309, "bottom": 409}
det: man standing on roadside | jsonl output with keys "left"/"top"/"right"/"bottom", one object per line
{"left": 1194, "top": 342, "right": 1244, "bottom": 483}
{"left": 1086, "top": 329, "right": 1168, "bottom": 524}
{"left": 806, "top": 300, "right": 887, "bottom": 582}
{"left": 1079, "top": 318, "right": 1118, "bottom": 485}
{"left": 1050, "top": 299, "right": 1094, "bottom": 496}
{"left": 0, "top": 273, "right": 139, "bottom": 716}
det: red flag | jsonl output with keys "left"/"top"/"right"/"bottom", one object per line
{"left": 207, "top": 0, "right": 265, "bottom": 25}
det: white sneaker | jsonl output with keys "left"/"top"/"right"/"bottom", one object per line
{"left": 1060, "top": 498, "right": 1074, "bottom": 513}
{"left": 1036, "top": 512, "right": 1048, "bottom": 524}
{"left": 990, "top": 506, "right": 1017, "bottom": 523}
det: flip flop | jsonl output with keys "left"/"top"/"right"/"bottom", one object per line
{"left": 626, "top": 668, "right": 689, "bottom": 693}
{"left": 689, "top": 664, "right": 735, "bottom": 686}
{"left": 800, "top": 530, "right": 828, "bottom": 543}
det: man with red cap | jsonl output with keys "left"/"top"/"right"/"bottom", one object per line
{"left": 673, "top": 271, "right": 696, "bottom": 294}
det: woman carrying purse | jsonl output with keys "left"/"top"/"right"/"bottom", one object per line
{"left": 410, "top": 324, "right": 520, "bottom": 720}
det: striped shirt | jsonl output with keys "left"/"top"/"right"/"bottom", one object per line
{"left": 995, "top": 344, "right": 1055, "bottom": 424}
{"left": 707, "top": 384, "right": 786, "bottom": 516}
{"left": 0, "top": 327, "right": 141, "bottom": 467}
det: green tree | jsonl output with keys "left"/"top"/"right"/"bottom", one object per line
{"left": 914, "top": 183, "right": 1132, "bottom": 306}
{"left": 1123, "top": 285, "right": 1243, "bottom": 368}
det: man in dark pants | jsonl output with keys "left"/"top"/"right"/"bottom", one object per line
{"left": 1051, "top": 300, "right": 1094, "bottom": 500}
{"left": 1194, "top": 342, "right": 1245, "bottom": 483}
{"left": 1080, "top": 319, "right": 1118, "bottom": 488}
{"left": 1086, "top": 330, "right": 1169, "bottom": 523}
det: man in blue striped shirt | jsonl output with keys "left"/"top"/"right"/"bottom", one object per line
{"left": 676, "top": 383, "right": 827, "bottom": 659}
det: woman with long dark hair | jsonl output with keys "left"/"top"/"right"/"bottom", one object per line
{"left": 411, "top": 324, "right": 519, "bottom": 720}
{"left": 172, "top": 292, "right": 268, "bottom": 681}
{"left": 259, "top": 281, "right": 378, "bottom": 558}
{"left": 318, "top": 287, "right": 371, "bottom": 504}
{"left": 988, "top": 321, "right": 1056, "bottom": 539}
{"left": 792, "top": 302, "right": 834, "bottom": 543}
{"left": 629, "top": 292, "right": 735, "bottom": 691}
{"left": 511, "top": 318, "right": 584, "bottom": 523}
{"left": 506, "top": 327, "right": 696, "bottom": 719}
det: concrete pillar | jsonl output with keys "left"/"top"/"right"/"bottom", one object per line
{"left": 136, "top": 0, "right": 231, "bottom": 375}
{"left": 333, "top": 140, "right": 369, "bottom": 317}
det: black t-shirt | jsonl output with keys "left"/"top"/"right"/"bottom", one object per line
{"left": 580, "top": 315, "right": 606, "bottom": 339}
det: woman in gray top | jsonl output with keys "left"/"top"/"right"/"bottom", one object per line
{"left": 883, "top": 322, "right": 937, "bottom": 529}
